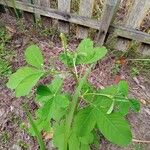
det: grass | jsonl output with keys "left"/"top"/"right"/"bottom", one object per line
{"left": 111, "top": 41, "right": 150, "bottom": 78}
{"left": 0, "top": 24, "right": 13, "bottom": 79}
{"left": 0, "top": 131, "right": 10, "bottom": 144}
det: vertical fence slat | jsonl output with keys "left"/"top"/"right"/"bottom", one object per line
{"left": 58, "top": 0, "right": 71, "bottom": 33}
{"left": 33, "top": 0, "right": 41, "bottom": 21}
{"left": 114, "top": 0, "right": 150, "bottom": 51}
{"left": 126, "top": 0, "right": 150, "bottom": 28}
{"left": 96, "top": 0, "right": 121, "bottom": 46}
{"left": 22, "top": 0, "right": 34, "bottom": 22}
{"left": 76, "top": 0, "right": 94, "bottom": 39}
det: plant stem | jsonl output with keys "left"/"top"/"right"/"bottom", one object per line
{"left": 128, "top": 59, "right": 150, "bottom": 61}
{"left": 64, "top": 64, "right": 93, "bottom": 150}
{"left": 23, "top": 104, "right": 46, "bottom": 150}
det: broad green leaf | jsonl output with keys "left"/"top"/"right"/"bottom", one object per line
{"left": 79, "top": 133, "right": 94, "bottom": 145}
{"left": 49, "top": 77, "right": 63, "bottom": 93}
{"left": 76, "top": 39, "right": 107, "bottom": 64}
{"left": 118, "top": 80, "right": 128, "bottom": 96}
{"left": 117, "top": 101, "right": 130, "bottom": 116}
{"left": 53, "top": 123, "right": 65, "bottom": 150}
{"left": 59, "top": 51, "right": 74, "bottom": 67}
{"left": 25, "top": 45, "right": 44, "bottom": 68}
{"left": 36, "top": 100, "right": 53, "bottom": 119}
{"left": 74, "top": 107, "right": 96, "bottom": 137}
{"left": 129, "top": 99, "right": 140, "bottom": 112}
{"left": 99, "top": 85, "right": 118, "bottom": 96}
{"left": 68, "top": 133, "right": 80, "bottom": 150}
{"left": 107, "top": 100, "right": 115, "bottom": 114}
{"left": 83, "top": 47, "right": 107, "bottom": 64}
{"left": 94, "top": 96, "right": 112, "bottom": 110}
{"left": 94, "top": 109, "right": 132, "bottom": 146}
{"left": 36, "top": 85, "right": 52, "bottom": 96}
{"left": 25, "top": 106, "right": 46, "bottom": 150}
{"left": 54, "top": 94, "right": 69, "bottom": 108}
{"left": 7, "top": 67, "right": 44, "bottom": 97}
{"left": 80, "top": 144, "right": 90, "bottom": 150}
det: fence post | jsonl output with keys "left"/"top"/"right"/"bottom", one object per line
{"left": 96, "top": 0, "right": 121, "bottom": 46}
{"left": 76, "top": 0, "right": 94, "bottom": 39}
{"left": 58, "top": 0, "right": 71, "bottom": 33}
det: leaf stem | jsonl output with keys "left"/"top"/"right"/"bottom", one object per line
{"left": 64, "top": 64, "right": 93, "bottom": 150}
{"left": 23, "top": 104, "right": 46, "bottom": 150}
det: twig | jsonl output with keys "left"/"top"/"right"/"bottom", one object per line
{"left": 133, "top": 138, "right": 150, "bottom": 144}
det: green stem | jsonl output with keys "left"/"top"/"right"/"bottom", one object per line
{"left": 64, "top": 64, "right": 93, "bottom": 150}
{"left": 84, "top": 93, "right": 129, "bottom": 102}
{"left": 23, "top": 104, "right": 46, "bottom": 150}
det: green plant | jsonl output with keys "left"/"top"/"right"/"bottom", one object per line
{"left": 0, "top": 26, "right": 12, "bottom": 78}
{"left": 0, "top": 131, "right": 10, "bottom": 144}
{"left": 7, "top": 35, "right": 140, "bottom": 150}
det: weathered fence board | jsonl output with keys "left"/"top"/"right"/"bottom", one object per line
{"left": 58, "top": 0, "right": 71, "bottom": 33}
{"left": 114, "top": 0, "right": 150, "bottom": 51}
{"left": 33, "top": 0, "right": 41, "bottom": 21}
{"left": 76, "top": 0, "right": 94, "bottom": 39}
{"left": 96, "top": 0, "right": 121, "bottom": 45}
{"left": 0, "top": 0, "right": 150, "bottom": 53}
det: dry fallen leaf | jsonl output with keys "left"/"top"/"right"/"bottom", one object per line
{"left": 43, "top": 131, "right": 54, "bottom": 140}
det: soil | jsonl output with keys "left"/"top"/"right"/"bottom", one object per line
{"left": 0, "top": 11, "right": 150, "bottom": 150}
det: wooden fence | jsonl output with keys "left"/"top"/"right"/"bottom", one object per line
{"left": 0, "top": 0, "right": 150, "bottom": 54}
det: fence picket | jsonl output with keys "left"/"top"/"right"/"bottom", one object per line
{"left": 113, "top": 0, "right": 150, "bottom": 51}
{"left": 58, "top": 0, "right": 71, "bottom": 33}
{"left": 96, "top": 0, "right": 121, "bottom": 46}
{"left": 76, "top": 0, "right": 94, "bottom": 39}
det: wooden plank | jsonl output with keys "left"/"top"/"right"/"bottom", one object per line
{"left": 126, "top": 0, "right": 150, "bottom": 28}
{"left": 109, "top": 24, "right": 150, "bottom": 45}
{"left": 40, "top": 0, "right": 52, "bottom": 27}
{"left": 1, "top": 0, "right": 150, "bottom": 46}
{"left": 96, "top": 0, "right": 121, "bottom": 46}
{"left": 113, "top": 0, "right": 150, "bottom": 51}
{"left": 76, "top": 0, "right": 94, "bottom": 39}
{"left": 0, "top": 0, "right": 100, "bottom": 29}
{"left": 58, "top": 0, "right": 71, "bottom": 33}
{"left": 22, "top": 0, "right": 34, "bottom": 23}
{"left": 33, "top": 0, "right": 41, "bottom": 21}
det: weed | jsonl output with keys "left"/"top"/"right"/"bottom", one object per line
{"left": 18, "top": 140, "right": 29, "bottom": 150}
{"left": 0, "top": 131, "right": 10, "bottom": 144}
{"left": 7, "top": 35, "right": 140, "bottom": 150}
{"left": 0, "top": 25, "right": 12, "bottom": 78}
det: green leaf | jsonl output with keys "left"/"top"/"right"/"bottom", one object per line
{"left": 7, "top": 67, "right": 44, "bottom": 97}
{"left": 80, "top": 144, "right": 90, "bottom": 150}
{"left": 24, "top": 106, "right": 46, "bottom": 150}
{"left": 36, "top": 85, "right": 52, "bottom": 96}
{"left": 54, "top": 94, "right": 69, "bottom": 108}
{"left": 117, "top": 101, "right": 130, "bottom": 116}
{"left": 107, "top": 100, "right": 115, "bottom": 114}
{"left": 94, "top": 109, "right": 132, "bottom": 146}
{"left": 99, "top": 85, "right": 118, "bottom": 96}
{"left": 76, "top": 38, "right": 107, "bottom": 64}
{"left": 49, "top": 77, "right": 63, "bottom": 93}
{"left": 129, "top": 99, "right": 140, "bottom": 112}
{"left": 118, "top": 80, "right": 128, "bottom": 96}
{"left": 25, "top": 45, "right": 44, "bottom": 68}
{"left": 68, "top": 133, "right": 80, "bottom": 150}
{"left": 74, "top": 107, "right": 96, "bottom": 137}
{"left": 53, "top": 123, "right": 65, "bottom": 150}
{"left": 79, "top": 133, "right": 94, "bottom": 145}
{"left": 59, "top": 51, "right": 74, "bottom": 67}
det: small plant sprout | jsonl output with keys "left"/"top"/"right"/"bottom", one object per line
{"left": 7, "top": 34, "right": 140, "bottom": 150}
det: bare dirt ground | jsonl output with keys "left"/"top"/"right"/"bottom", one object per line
{"left": 0, "top": 12, "right": 150, "bottom": 150}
